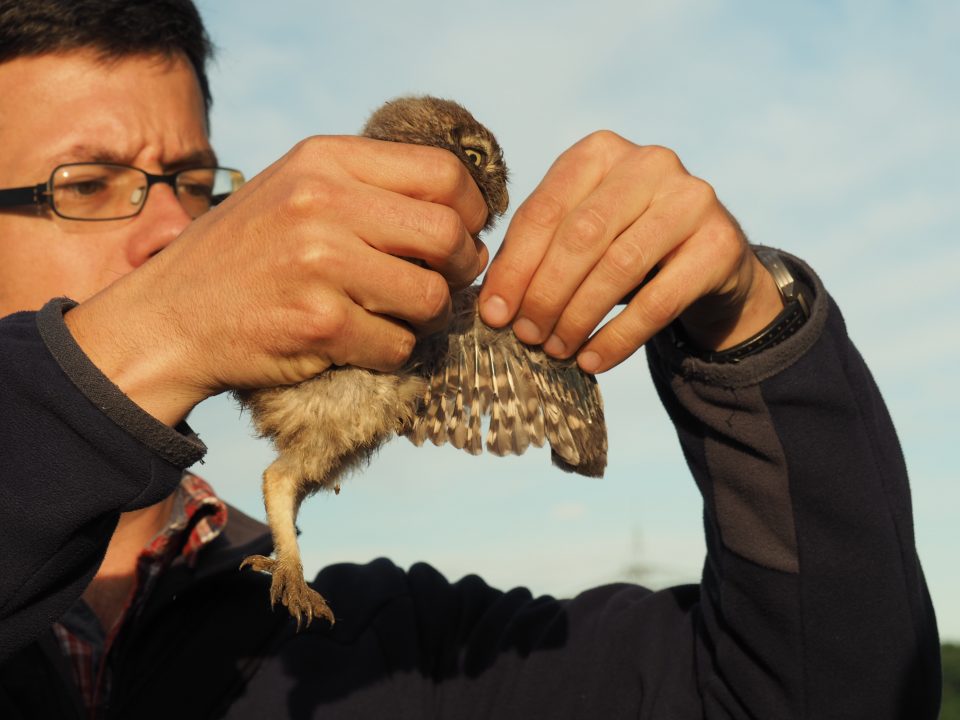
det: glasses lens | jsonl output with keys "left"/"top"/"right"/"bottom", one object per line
{"left": 51, "top": 164, "right": 146, "bottom": 220}
{"left": 176, "top": 167, "right": 245, "bottom": 218}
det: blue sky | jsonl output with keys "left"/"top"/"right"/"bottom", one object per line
{"left": 189, "top": 0, "right": 960, "bottom": 640}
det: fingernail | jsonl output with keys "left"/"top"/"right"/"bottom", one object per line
{"left": 476, "top": 245, "right": 489, "bottom": 274}
{"left": 544, "top": 334, "right": 566, "bottom": 356}
{"left": 481, "top": 294, "right": 510, "bottom": 326}
{"left": 513, "top": 317, "right": 541, "bottom": 343}
{"left": 578, "top": 351, "right": 602, "bottom": 373}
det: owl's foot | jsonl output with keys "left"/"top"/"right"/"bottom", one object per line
{"left": 240, "top": 554, "right": 335, "bottom": 629}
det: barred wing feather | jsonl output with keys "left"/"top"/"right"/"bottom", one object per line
{"left": 406, "top": 287, "right": 607, "bottom": 478}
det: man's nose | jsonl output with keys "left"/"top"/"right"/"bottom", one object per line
{"left": 125, "top": 183, "right": 193, "bottom": 268}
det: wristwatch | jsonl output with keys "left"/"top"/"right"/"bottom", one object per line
{"left": 685, "top": 248, "right": 811, "bottom": 364}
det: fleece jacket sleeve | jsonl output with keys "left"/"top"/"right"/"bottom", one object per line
{"left": 642, "top": 251, "right": 941, "bottom": 718}
{"left": 0, "top": 298, "right": 205, "bottom": 661}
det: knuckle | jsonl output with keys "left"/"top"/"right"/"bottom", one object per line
{"left": 562, "top": 207, "right": 607, "bottom": 254}
{"left": 522, "top": 285, "right": 560, "bottom": 320}
{"left": 290, "top": 135, "right": 333, "bottom": 166}
{"left": 556, "top": 308, "right": 595, "bottom": 346}
{"left": 426, "top": 147, "right": 466, "bottom": 193}
{"left": 316, "top": 134, "right": 352, "bottom": 153}
{"left": 425, "top": 205, "right": 465, "bottom": 257}
{"left": 713, "top": 220, "right": 744, "bottom": 256}
{"left": 289, "top": 233, "right": 339, "bottom": 274}
{"left": 286, "top": 136, "right": 314, "bottom": 162}
{"left": 282, "top": 179, "right": 336, "bottom": 220}
{"left": 603, "top": 238, "right": 648, "bottom": 281}
{"left": 588, "top": 323, "right": 635, "bottom": 368}
{"left": 417, "top": 272, "right": 451, "bottom": 321}
{"left": 685, "top": 175, "right": 719, "bottom": 209}
{"left": 710, "top": 226, "right": 748, "bottom": 284}
{"left": 643, "top": 144, "right": 683, "bottom": 172}
{"left": 603, "top": 324, "right": 633, "bottom": 354}
{"left": 582, "top": 129, "right": 623, "bottom": 152}
{"left": 296, "top": 134, "right": 325, "bottom": 154}
{"left": 387, "top": 328, "right": 417, "bottom": 369}
{"left": 638, "top": 284, "right": 681, "bottom": 328}
{"left": 515, "top": 192, "right": 565, "bottom": 231}
{"left": 305, "top": 297, "right": 350, "bottom": 343}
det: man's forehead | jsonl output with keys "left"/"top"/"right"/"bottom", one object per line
{"left": 0, "top": 51, "right": 214, "bottom": 179}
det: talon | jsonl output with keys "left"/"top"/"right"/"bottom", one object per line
{"left": 245, "top": 557, "right": 336, "bottom": 629}
{"left": 240, "top": 554, "right": 276, "bottom": 574}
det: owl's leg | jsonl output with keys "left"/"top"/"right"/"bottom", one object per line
{"left": 240, "top": 457, "right": 335, "bottom": 629}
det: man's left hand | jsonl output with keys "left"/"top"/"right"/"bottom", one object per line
{"left": 478, "top": 131, "right": 783, "bottom": 372}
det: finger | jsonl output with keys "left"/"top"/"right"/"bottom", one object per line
{"left": 543, "top": 195, "right": 707, "bottom": 358}
{"left": 346, "top": 183, "right": 483, "bottom": 288}
{"left": 324, "top": 136, "right": 490, "bottom": 235}
{"left": 479, "top": 138, "right": 610, "bottom": 327}
{"left": 508, "top": 161, "right": 658, "bottom": 345}
{"left": 575, "top": 230, "right": 730, "bottom": 373}
{"left": 345, "top": 248, "right": 453, "bottom": 335}
{"left": 325, "top": 302, "right": 418, "bottom": 373}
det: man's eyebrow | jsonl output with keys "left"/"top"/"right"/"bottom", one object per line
{"left": 46, "top": 145, "right": 125, "bottom": 166}
{"left": 166, "top": 149, "right": 220, "bottom": 171}
{"left": 46, "top": 145, "right": 220, "bottom": 170}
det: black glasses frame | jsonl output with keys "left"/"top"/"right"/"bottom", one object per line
{"left": 0, "top": 162, "right": 244, "bottom": 221}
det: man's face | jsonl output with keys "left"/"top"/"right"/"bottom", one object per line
{"left": 0, "top": 51, "right": 212, "bottom": 316}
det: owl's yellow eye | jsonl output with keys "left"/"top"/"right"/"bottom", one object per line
{"left": 464, "top": 148, "right": 485, "bottom": 167}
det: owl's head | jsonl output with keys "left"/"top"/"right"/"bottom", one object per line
{"left": 362, "top": 96, "right": 509, "bottom": 232}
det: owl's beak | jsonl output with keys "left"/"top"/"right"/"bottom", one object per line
{"left": 492, "top": 187, "right": 509, "bottom": 217}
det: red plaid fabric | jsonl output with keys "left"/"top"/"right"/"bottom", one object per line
{"left": 52, "top": 473, "right": 228, "bottom": 718}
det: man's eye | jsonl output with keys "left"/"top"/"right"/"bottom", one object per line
{"left": 64, "top": 179, "right": 108, "bottom": 196}
{"left": 180, "top": 182, "right": 213, "bottom": 198}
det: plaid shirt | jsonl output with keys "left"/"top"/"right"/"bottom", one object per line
{"left": 51, "top": 473, "right": 228, "bottom": 718}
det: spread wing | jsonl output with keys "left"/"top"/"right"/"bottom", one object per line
{"left": 405, "top": 287, "right": 607, "bottom": 477}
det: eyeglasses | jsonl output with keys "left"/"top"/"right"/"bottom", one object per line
{"left": 0, "top": 163, "right": 246, "bottom": 221}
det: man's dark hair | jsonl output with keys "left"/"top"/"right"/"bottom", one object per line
{"left": 0, "top": 0, "right": 214, "bottom": 116}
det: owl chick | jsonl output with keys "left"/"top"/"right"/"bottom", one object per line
{"left": 237, "top": 97, "right": 607, "bottom": 628}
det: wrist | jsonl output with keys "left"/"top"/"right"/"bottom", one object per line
{"left": 677, "top": 248, "right": 811, "bottom": 363}
{"left": 679, "top": 250, "right": 785, "bottom": 352}
{"left": 64, "top": 285, "right": 210, "bottom": 426}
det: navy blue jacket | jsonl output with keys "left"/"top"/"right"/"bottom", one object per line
{"left": 0, "top": 256, "right": 941, "bottom": 718}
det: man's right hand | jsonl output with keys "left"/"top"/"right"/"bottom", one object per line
{"left": 64, "top": 136, "right": 489, "bottom": 425}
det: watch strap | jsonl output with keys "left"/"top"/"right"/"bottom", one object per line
{"left": 678, "top": 249, "right": 811, "bottom": 364}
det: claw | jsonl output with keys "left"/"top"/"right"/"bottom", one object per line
{"left": 240, "top": 553, "right": 335, "bottom": 628}
{"left": 239, "top": 554, "right": 276, "bottom": 574}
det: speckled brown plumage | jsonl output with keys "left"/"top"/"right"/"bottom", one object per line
{"left": 236, "top": 97, "right": 607, "bottom": 628}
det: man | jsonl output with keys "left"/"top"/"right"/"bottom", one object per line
{"left": 0, "top": 0, "right": 940, "bottom": 718}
